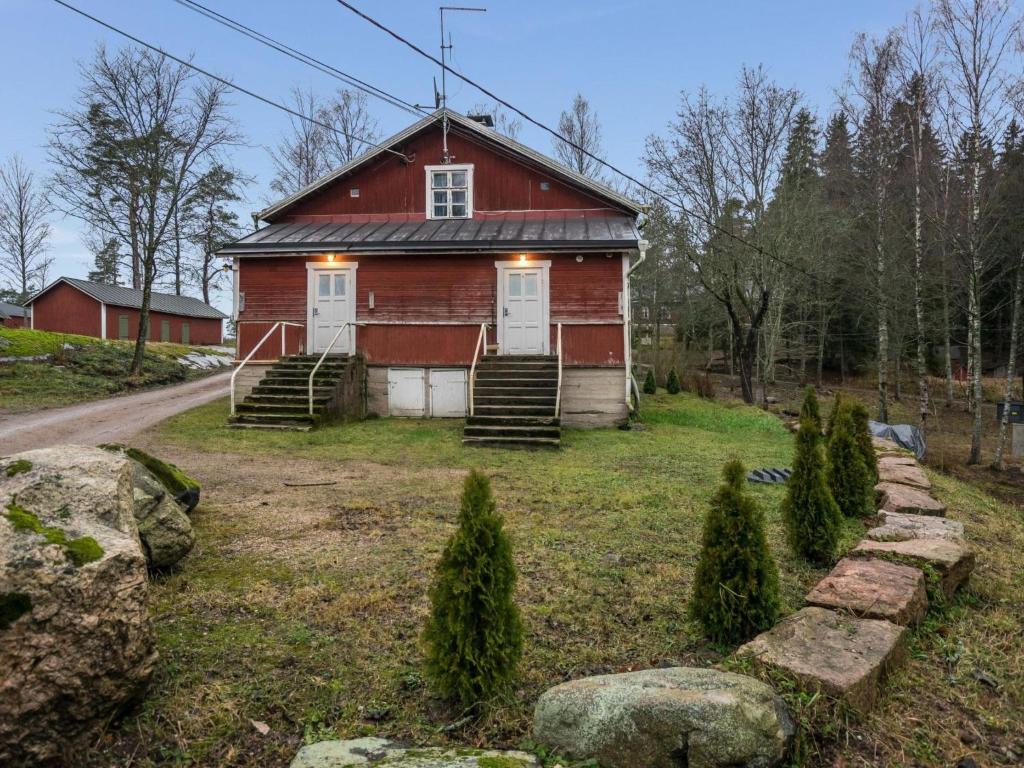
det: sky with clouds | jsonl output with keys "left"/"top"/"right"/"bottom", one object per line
{"left": 2, "top": 0, "right": 915, "bottom": 314}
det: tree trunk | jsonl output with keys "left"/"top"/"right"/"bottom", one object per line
{"left": 942, "top": 268, "right": 954, "bottom": 407}
{"left": 993, "top": 250, "right": 1024, "bottom": 470}
{"left": 913, "top": 161, "right": 929, "bottom": 426}
{"left": 967, "top": 128, "right": 984, "bottom": 465}
{"left": 130, "top": 248, "right": 155, "bottom": 377}
{"left": 876, "top": 197, "right": 889, "bottom": 422}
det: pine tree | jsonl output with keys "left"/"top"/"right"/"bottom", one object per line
{"left": 643, "top": 369, "right": 657, "bottom": 395}
{"left": 849, "top": 401, "right": 877, "bottom": 482}
{"left": 87, "top": 237, "right": 121, "bottom": 285}
{"left": 799, "top": 385, "right": 822, "bottom": 431}
{"left": 666, "top": 367, "right": 681, "bottom": 394}
{"left": 690, "top": 460, "right": 780, "bottom": 644}
{"left": 422, "top": 470, "right": 523, "bottom": 707}
{"left": 781, "top": 416, "right": 842, "bottom": 564}
{"left": 827, "top": 402, "right": 874, "bottom": 517}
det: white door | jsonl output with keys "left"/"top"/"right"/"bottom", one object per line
{"left": 388, "top": 368, "right": 426, "bottom": 416}
{"left": 311, "top": 268, "right": 353, "bottom": 353}
{"left": 501, "top": 268, "right": 546, "bottom": 354}
{"left": 429, "top": 369, "right": 468, "bottom": 417}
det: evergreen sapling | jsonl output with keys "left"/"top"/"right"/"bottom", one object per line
{"left": 666, "top": 367, "right": 681, "bottom": 394}
{"left": 781, "top": 416, "right": 842, "bottom": 564}
{"left": 849, "top": 401, "right": 878, "bottom": 481}
{"left": 800, "top": 385, "right": 822, "bottom": 431}
{"left": 827, "top": 403, "right": 875, "bottom": 517}
{"left": 643, "top": 369, "right": 657, "bottom": 395}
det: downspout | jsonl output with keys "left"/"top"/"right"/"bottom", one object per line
{"left": 624, "top": 235, "right": 650, "bottom": 413}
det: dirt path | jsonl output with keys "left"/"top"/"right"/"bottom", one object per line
{"left": 0, "top": 371, "right": 230, "bottom": 455}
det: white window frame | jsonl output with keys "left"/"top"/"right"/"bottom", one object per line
{"left": 425, "top": 164, "right": 473, "bottom": 220}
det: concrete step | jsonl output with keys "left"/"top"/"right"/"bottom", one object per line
{"left": 462, "top": 435, "right": 561, "bottom": 449}
{"left": 475, "top": 368, "right": 558, "bottom": 380}
{"left": 475, "top": 377, "right": 557, "bottom": 389}
{"left": 235, "top": 402, "right": 324, "bottom": 415}
{"left": 244, "top": 394, "right": 332, "bottom": 405}
{"left": 227, "top": 422, "right": 312, "bottom": 432}
{"left": 473, "top": 394, "right": 557, "bottom": 407}
{"left": 472, "top": 387, "right": 557, "bottom": 399}
{"left": 474, "top": 404, "right": 557, "bottom": 417}
{"left": 252, "top": 384, "right": 337, "bottom": 396}
{"left": 463, "top": 424, "right": 561, "bottom": 439}
{"left": 466, "top": 414, "right": 560, "bottom": 427}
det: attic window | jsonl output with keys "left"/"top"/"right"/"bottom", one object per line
{"left": 350, "top": 187, "right": 360, "bottom": 198}
{"left": 425, "top": 164, "right": 473, "bottom": 219}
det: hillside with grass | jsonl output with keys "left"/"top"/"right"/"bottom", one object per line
{"left": 75, "top": 392, "right": 1024, "bottom": 768}
{"left": 0, "top": 328, "right": 227, "bottom": 413}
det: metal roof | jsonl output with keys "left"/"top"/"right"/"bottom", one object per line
{"left": 218, "top": 213, "right": 641, "bottom": 255}
{"left": 0, "top": 300, "right": 29, "bottom": 318}
{"left": 257, "top": 109, "right": 643, "bottom": 222}
{"left": 27, "top": 277, "right": 227, "bottom": 319}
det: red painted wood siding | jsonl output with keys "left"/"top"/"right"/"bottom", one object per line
{"left": 236, "top": 253, "right": 624, "bottom": 366}
{"left": 107, "top": 307, "right": 222, "bottom": 345}
{"left": 278, "top": 126, "right": 621, "bottom": 222}
{"left": 2, "top": 315, "right": 28, "bottom": 328}
{"left": 30, "top": 282, "right": 101, "bottom": 336}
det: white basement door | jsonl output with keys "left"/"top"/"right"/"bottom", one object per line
{"left": 388, "top": 368, "right": 425, "bottom": 417}
{"left": 429, "top": 369, "right": 468, "bottom": 417}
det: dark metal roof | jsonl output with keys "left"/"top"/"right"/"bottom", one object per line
{"left": 0, "top": 300, "right": 29, "bottom": 318}
{"left": 28, "top": 277, "right": 227, "bottom": 320}
{"left": 218, "top": 213, "right": 641, "bottom": 255}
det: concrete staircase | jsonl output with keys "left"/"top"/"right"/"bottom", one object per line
{"left": 229, "top": 354, "right": 352, "bottom": 431}
{"left": 463, "top": 355, "right": 561, "bottom": 448}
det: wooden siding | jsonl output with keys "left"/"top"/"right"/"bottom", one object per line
{"left": 107, "top": 306, "right": 222, "bottom": 345}
{"left": 237, "top": 321, "right": 306, "bottom": 360}
{"left": 2, "top": 315, "right": 28, "bottom": 329}
{"left": 279, "top": 127, "right": 621, "bottom": 222}
{"left": 236, "top": 252, "right": 624, "bottom": 365}
{"left": 30, "top": 282, "right": 101, "bottom": 336}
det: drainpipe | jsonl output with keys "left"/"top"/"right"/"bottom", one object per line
{"left": 624, "top": 237, "right": 649, "bottom": 413}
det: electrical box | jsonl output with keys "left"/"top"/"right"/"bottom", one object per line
{"left": 996, "top": 401, "right": 1024, "bottom": 424}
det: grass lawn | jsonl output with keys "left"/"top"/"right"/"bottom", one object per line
{"left": 0, "top": 327, "right": 223, "bottom": 412}
{"left": 87, "top": 393, "right": 1023, "bottom": 767}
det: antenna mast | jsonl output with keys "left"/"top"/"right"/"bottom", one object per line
{"left": 439, "top": 5, "right": 486, "bottom": 163}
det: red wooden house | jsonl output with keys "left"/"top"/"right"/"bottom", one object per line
{"left": 0, "top": 301, "right": 30, "bottom": 329}
{"left": 27, "top": 277, "right": 225, "bottom": 345}
{"left": 220, "top": 109, "right": 648, "bottom": 446}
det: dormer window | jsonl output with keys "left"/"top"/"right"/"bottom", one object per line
{"left": 426, "top": 164, "right": 473, "bottom": 219}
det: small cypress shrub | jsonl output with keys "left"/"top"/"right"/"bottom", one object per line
{"left": 849, "top": 402, "right": 877, "bottom": 481}
{"left": 423, "top": 470, "right": 523, "bottom": 707}
{"left": 690, "top": 460, "right": 780, "bottom": 644}
{"left": 824, "top": 392, "right": 843, "bottom": 440}
{"left": 665, "top": 367, "right": 681, "bottom": 394}
{"left": 799, "top": 385, "right": 822, "bottom": 432}
{"left": 643, "top": 369, "right": 657, "bottom": 395}
{"left": 781, "top": 416, "right": 842, "bottom": 564}
{"left": 826, "top": 403, "right": 875, "bottom": 518}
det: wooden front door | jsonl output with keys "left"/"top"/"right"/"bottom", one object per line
{"left": 498, "top": 266, "right": 548, "bottom": 355}
{"left": 309, "top": 267, "right": 354, "bottom": 353}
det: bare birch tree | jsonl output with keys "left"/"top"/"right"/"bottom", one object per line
{"left": 0, "top": 155, "right": 52, "bottom": 300}
{"left": 935, "top": 0, "right": 1018, "bottom": 464}
{"left": 268, "top": 87, "right": 329, "bottom": 198}
{"left": 553, "top": 92, "right": 605, "bottom": 179}
{"left": 320, "top": 89, "right": 379, "bottom": 167}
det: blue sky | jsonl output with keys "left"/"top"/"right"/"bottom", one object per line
{"left": 1, "top": 0, "right": 912, "bottom": 312}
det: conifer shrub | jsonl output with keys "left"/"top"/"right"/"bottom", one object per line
{"left": 690, "top": 460, "right": 780, "bottom": 644}
{"left": 849, "top": 401, "right": 877, "bottom": 481}
{"left": 827, "top": 403, "right": 874, "bottom": 518}
{"left": 422, "top": 469, "right": 523, "bottom": 707}
{"left": 665, "top": 367, "right": 681, "bottom": 394}
{"left": 642, "top": 369, "right": 657, "bottom": 395}
{"left": 799, "top": 385, "right": 822, "bottom": 431}
{"left": 781, "top": 416, "right": 842, "bottom": 564}
{"left": 824, "top": 392, "right": 843, "bottom": 440}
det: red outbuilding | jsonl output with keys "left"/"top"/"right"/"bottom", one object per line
{"left": 27, "top": 277, "right": 225, "bottom": 345}
{"left": 219, "top": 109, "right": 649, "bottom": 440}
{"left": 0, "top": 301, "right": 30, "bottom": 329}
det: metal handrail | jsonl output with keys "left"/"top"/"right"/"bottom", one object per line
{"left": 231, "top": 321, "right": 304, "bottom": 416}
{"left": 468, "top": 322, "right": 488, "bottom": 417}
{"left": 555, "top": 322, "right": 564, "bottom": 417}
{"left": 308, "top": 321, "right": 362, "bottom": 415}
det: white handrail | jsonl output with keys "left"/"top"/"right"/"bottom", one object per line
{"left": 468, "top": 322, "right": 488, "bottom": 417}
{"left": 555, "top": 322, "right": 564, "bottom": 417}
{"left": 308, "top": 321, "right": 362, "bottom": 415}
{"left": 231, "top": 321, "right": 304, "bottom": 416}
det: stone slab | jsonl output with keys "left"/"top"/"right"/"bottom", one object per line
{"left": 868, "top": 511, "right": 964, "bottom": 542}
{"left": 290, "top": 738, "right": 540, "bottom": 767}
{"left": 852, "top": 538, "right": 975, "bottom": 599}
{"left": 877, "top": 461, "right": 931, "bottom": 490}
{"left": 875, "top": 482, "right": 946, "bottom": 516}
{"left": 871, "top": 437, "right": 902, "bottom": 452}
{"left": 877, "top": 454, "right": 917, "bottom": 466}
{"left": 805, "top": 558, "right": 928, "bottom": 625}
{"left": 736, "top": 607, "right": 906, "bottom": 713}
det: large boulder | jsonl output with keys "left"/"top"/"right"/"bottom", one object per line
{"left": 0, "top": 445, "right": 158, "bottom": 765}
{"left": 290, "top": 737, "right": 539, "bottom": 767}
{"left": 101, "top": 443, "right": 201, "bottom": 513}
{"left": 127, "top": 459, "right": 195, "bottom": 568}
{"left": 532, "top": 667, "right": 793, "bottom": 768}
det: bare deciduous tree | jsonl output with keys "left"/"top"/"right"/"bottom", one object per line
{"left": 0, "top": 155, "right": 52, "bottom": 300}
{"left": 553, "top": 92, "right": 605, "bottom": 179}
{"left": 268, "top": 87, "right": 330, "bottom": 198}
{"left": 320, "top": 89, "right": 379, "bottom": 167}
{"left": 469, "top": 102, "right": 523, "bottom": 139}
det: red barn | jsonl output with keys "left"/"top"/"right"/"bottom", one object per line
{"left": 219, "top": 109, "right": 648, "bottom": 445}
{"left": 27, "top": 277, "right": 225, "bottom": 345}
{"left": 0, "top": 301, "right": 30, "bottom": 329}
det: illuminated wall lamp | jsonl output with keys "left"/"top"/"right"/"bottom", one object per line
{"left": 518, "top": 253, "right": 527, "bottom": 263}
{"left": 326, "top": 253, "right": 335, "bottom": 262}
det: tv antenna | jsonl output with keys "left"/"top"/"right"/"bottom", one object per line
{"left": 439, "top": 5, "right": 486, "bottom": 162}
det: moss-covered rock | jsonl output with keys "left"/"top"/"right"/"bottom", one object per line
{"left": 3, "top": 459, "right": 32, "bottom": 477}
{"left": 0, "top": 592, "right": 32, "bottom": 630}
{"left": 4, "top": 503, "right": 104, "bottom": 567}
{"left": 100, "top": 444, "right": 200, "bottom": 512}
{"left": 288, "top": 738, "right": 539, "bottom": 767}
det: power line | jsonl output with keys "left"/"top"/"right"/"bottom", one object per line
{"left": 172, "top": 0, "right": 427, "bottom": 119}
{"left": 48, "top": 0, "right": 411, "bottom": 162}
{"left": 332, "top": 0, "right": 786, "bottom": 267}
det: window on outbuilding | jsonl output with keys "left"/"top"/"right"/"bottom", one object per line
{"left": 181, "top": 323, "right": 191, "bottom": 345}
{"left": 161, "top": 319, "right": 170, "bottom": 342}
{"left": 425, "top": 164, "right": 472, "bottom": 219}
{"left": 118, "top": 315, "right": 129, "bottom": 339}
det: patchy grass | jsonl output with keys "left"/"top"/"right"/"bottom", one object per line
{"left": 0, "top": 327, "right": 223, "bottom": 412}
{"left": 82, "top": 393, "right": 1023, "bottom": 768}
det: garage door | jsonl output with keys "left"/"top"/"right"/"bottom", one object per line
{"left": 388, "top": 368, "right": 425, "bottom": 417}
{"left": 429, "top": 369, "right": 467, "bottom": 417}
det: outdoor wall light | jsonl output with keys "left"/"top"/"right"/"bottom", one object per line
{"left": 519, "top": 254, "right": 527, "bottom": 263}
{"left": 576, "top": 255, "right": 584, "bottom": 263}
{"left": 326, "top": 253, "right": 335, "bottom": 262}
